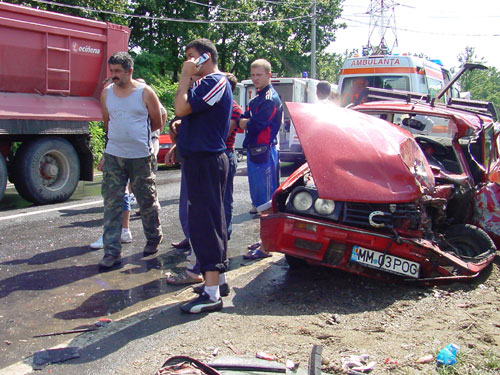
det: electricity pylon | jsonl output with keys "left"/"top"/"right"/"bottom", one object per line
{"left": 362, "top": 0, "right": 398, "bottom": 56}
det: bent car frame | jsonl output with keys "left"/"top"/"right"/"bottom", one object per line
{"left": 261, "top": 89, "right": 499, "bottom": 284}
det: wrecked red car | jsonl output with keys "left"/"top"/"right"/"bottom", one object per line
{"left": 261, "top": 90, "right": 499, "bottom": 283}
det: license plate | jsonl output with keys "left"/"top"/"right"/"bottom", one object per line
{"left": 350, "top": 245, "right": 420, "bottom": 278}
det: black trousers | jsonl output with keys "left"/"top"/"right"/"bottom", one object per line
{"left": 183, "top": 152, "right": 229, "bottom": 273}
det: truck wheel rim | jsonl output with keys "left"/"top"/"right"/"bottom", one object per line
{"left": 38, "top": 150, "right": 70, "bottom": 191}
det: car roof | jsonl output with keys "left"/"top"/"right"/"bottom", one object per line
{"left": 353, "top": 100, "right": 494, "bottom": 137}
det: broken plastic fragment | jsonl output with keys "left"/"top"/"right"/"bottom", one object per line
{"left": 256, "top": 352, "right": 276, "bottom": 361}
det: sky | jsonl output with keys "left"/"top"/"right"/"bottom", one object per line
{"left": 327, "top": 0, "right": 500, "bottom": 70}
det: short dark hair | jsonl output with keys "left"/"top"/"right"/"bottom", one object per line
{"left": 316, "top": 81, "right": 331, "bottom": 99}
{"left": 186, "top": 39, "right": 218, "bottom": 65}
{"left": 108, "top": 51, "right": 134, "bottom": 71}
{"left": 225, "top": 72, "right": 238, "bottom": 92}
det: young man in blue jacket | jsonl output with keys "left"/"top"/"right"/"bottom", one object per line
{"left": 238, "top": 59, "right": 283, "bottom": 258}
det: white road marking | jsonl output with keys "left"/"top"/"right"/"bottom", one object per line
{"left": 0, "top": 200, "right": 103, "bottom": 222}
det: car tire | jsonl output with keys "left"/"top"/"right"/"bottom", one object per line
{"left": 443, "top": 224, "right": 496, "bottom": 260}
{"left": 285, "top": 254, "right": 309, "bottom": 269}
{"left": 13, "top": 137, "right": 80, "bottom": 204}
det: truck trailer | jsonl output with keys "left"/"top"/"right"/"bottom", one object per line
{"left": 0, "top": 2, "right": 130, "bottom": 204}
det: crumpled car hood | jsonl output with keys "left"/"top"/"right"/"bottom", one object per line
{"left": 286, "top": 102, "right": 434, "bottom": 203}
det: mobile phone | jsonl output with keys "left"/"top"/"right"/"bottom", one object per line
{"left": 196, "top": 53, "right": 209, "bottom": 67}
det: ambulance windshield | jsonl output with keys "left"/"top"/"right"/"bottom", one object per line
{"left": 340, "top": 75, "right": 410, "bottom": 107}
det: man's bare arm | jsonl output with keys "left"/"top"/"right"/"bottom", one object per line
{"left": 144, "top": 86, "right": 162, "bottom": 132}
{"left": 100, "top": 89, "right": 110, "bottom": 131}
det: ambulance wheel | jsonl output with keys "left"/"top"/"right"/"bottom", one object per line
{"left": 285, "top": 254, "right": 309, "bottom": 269}
{"left": 13, "top": 137, "right": 80, "bottom": 204}
{"left": 0, "top": 154, "right": 6, "bottom": 202}
{"left": 443, "top": 224, "right": 496, "bottom": 260}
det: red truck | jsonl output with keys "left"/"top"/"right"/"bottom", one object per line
{"left": 0, "top": 2, "right": 129, "bottom": 204}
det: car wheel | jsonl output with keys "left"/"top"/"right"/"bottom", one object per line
{"left": 443, "top": 224, "right": 496, "bottom": 260}
{"left": 13, "top": 137, "right": 80, "bottom": 204}
{"left": 285, "top": 254, "right": 309, "bottom": 269}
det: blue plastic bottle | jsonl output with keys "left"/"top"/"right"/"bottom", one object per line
{"left": 436, "top": 343, "right": 460, "bottom": 366}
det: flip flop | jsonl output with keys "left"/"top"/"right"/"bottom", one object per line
{"left": 171, "top": 238, "right": 190, "bottom": 250}
{"left": 243, "top": 249, "right": 272, "bottom": 260}
{"left": 247, "top": 241, "right": 261, "bottom": 250}
{"left": 165, "top": 271, "right": 203, "bottom": 285}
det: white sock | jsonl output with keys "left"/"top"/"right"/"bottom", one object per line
{"left": 204, "top": 285, "right": 220, "bottom": 301}
{"left": 219, "top": 273, "right": 227, "bottom": 285}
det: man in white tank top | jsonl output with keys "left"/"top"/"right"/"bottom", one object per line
{"left": 98, "top": 52, "right": 163, "bottom": 269}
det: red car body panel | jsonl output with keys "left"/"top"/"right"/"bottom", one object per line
{"left": 157, "top": 134, "right": 173, "bottom": 165}
{"left": 262, "top": 100, "right": 498, "bottom": 284}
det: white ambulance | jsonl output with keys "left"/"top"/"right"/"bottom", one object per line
{"left": 338, "top": 55, "right": 456, "bottom": 107}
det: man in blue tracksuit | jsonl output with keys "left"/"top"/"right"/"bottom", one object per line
{"left": 239, "top": 59, "right": 283, "bottom": 258}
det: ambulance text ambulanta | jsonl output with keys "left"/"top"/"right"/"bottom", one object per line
{"left": 338, "top": 55, "right": 456, "bottom": 107}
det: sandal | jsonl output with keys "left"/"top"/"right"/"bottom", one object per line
{"left": 165, "top": 271, "right": 203, "bottom": 285}
{"left": 247, "top": 241, "right": 261, "bottom": 250}
{"left": 243, "top": 249, "right": 272, "bottom": 260}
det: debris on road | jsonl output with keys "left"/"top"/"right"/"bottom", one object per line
{"left": 256, "top": 351, "right": 277, "bottom": 361}
{"left": 33, "top": 327, "right": 97, "bottom": 338}
{"left": 341, "top": 354, "right": 376, "bottom": 374}
{"left": 416, "top": 354, "right": 434, "bottom": 364}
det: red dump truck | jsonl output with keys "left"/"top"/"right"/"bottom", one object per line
{"left": 0, "top": 2, "right": 130, "bottom": 204}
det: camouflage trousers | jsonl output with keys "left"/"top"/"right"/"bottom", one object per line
{"left": 102, "top": 153, "right": 163, "bottom": 256}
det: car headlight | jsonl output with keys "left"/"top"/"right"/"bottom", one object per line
{"left": 314, "top": 199, "right": 335, "bottom": 215}
{"left": 292, "top": 191, "right": 313, "bottom": 211}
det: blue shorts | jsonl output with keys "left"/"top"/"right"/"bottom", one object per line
{"left": 123, "top": 193, "right": 133, "bottom": 211}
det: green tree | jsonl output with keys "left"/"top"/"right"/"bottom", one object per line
{"left": 316, "top": 49, "right": 358, "bottom": 84}
{"left": 457, "top": 47, "right": 500, "bottom": 111}
{"left": 129, "top": 0, "right": 344, "bottom": 81}
{"left": 8, "top": 0, "right": 130, "bottom": 23}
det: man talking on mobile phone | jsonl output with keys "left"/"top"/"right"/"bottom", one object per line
{"left": 172, "top": 38, "right": 233, "bottom": 314}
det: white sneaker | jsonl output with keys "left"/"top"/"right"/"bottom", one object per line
{"left": 90, "top": 235, "right": 103, "bottom": 249}
{"left": 121, "top": 228, "right": 132, "bottom": 243}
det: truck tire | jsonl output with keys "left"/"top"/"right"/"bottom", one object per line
{"left": 0, "top": 154, "right": 6, "bottom": 202}
{"left": 13, "top": 137, "right": 80, "bottom": 204}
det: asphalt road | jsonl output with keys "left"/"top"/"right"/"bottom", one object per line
{"left": 0, "top": 161, "right": 286, "bottom": 373}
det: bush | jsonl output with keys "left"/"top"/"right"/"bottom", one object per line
{"left": 89, "top": 121, "right": 106, "bottom": 168}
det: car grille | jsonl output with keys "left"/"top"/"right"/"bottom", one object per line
{"left": 342, "top": 202, "right": 420, "bottom": 231}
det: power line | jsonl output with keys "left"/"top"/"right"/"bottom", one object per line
{"left": 185, "top": 0, "right": 255, "bottom": 17}
{"left": 341, "top": 16, "right": 500, "bottom": 37}
{"left": 31, "top": 0, "right": 311, "bottom": 24}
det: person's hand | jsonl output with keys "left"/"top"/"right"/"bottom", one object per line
{"left": 180, "top": 59, "right": 198, "bottom": 78}
{"left": 97, "top": 156, "right": 104, "bottom": 172}
{"left": 169, "top": 119, "right": 181, "bottom": 141}
{"left": 238, "top": 118, "right": 249, "bottom": 130}
{"left": 165, "top": 145, "right": 177, "bottom": 166}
